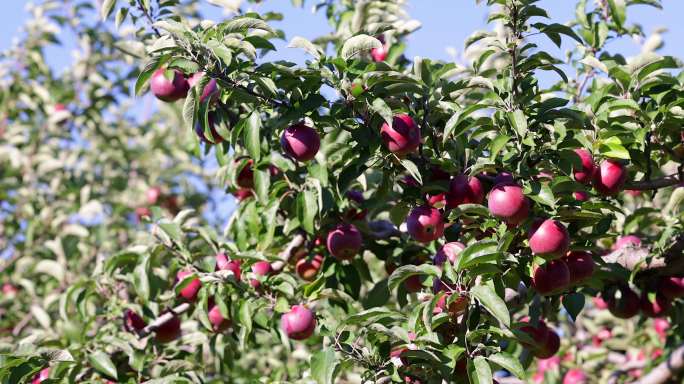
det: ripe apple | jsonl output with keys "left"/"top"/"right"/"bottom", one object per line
{"left": 154, "top": 313, "right": 181, "bottom": 343}
{"left": 31, "top": 368, "right": 50, "bottom": 384}
{"left": 519, "top": 320, "right": 559, "bottom": 358}
{"left": 658, "top": 276, "right": 684, "bottom": 299}
{"left": 281, "top": 305, "right": 316, "bottom": 340}
{"left": 406, "top": 205, "right": 444, "bottom": 243}
{"left": 208, "top": 301, "right": 231, "bottom": 332}
{"left": 426, "top": 192, "right": 447, "bottom": 208}
{"left": 194, "top": 112, "right": 224, "bottom": 144}
{"left": 433, "top": 242, "right": 466, "bottom": 266}
{"left": 2, "top": 283, "right": 18, "bottom": 296}
{"left": 493, "top": 172, "right": 515, "bottom": 185}
{"left": 146, "top": 186, "right": 162, "bottom": 205}
{"left": 215, "top": 253, "right": 242, "bottom": 281}
{"left": 296, "top": 255, "right": 324, "bottom": 281}
{"left": 563, "top": 251, "right": 595, "bottom": 283}
{"left": 593, "top": 159, "right": 627, "bottom": 196}
{"left": 150, "top": 68, "right": 189, "bottom": 102}
{"left": 612, "top": 235, "right": 641, "bottom": 250}
{"left": 653, "top": 318, "right": 669, "bottom": 340}
{"left": 433, "top": 292, "right": 468, "bottom": 317}
{"left": 380, "top": 114, "right": 421, "bottom": 156}
{"left": 370, "top": 36, "right": 388, "bottom": 62}
{"left": 233, "top": 188, "right": 253, "bottom": 201}
{"left": 528, "top": 219, "right": 570, "bottom": 259}
{"left": 487, "top": 182, "right": 529, "bottom": 225}
{"left": 536, "top": 328, "right": 561, "bottom": 359}
{"left": 176, "top": 270, "right": 202, "bottom": 302}
{"left": 404, "top": 275, "right": 423, "bottom": 293}
{"left": 592, "top": 328, "right": 611, "bottom": 346}
{"left": 533, "top": 260, "right": 570, "bottom": 295}
{"left": 187, "top": 72, "right": 218, "bottom": 104}
{"left": 592, "top": 296, "right": 608, "bottom": 310}
{"left": 123, "top": 309, "right": 146, "bottom": 332}
{"left": 250, "top": 261, "right": 273, "bottom": 288}
{"left": 573, "top": 191, "right": 589, "bottom": 202}
{"left": 605, "top": 285, "right": 640, "bottom": 319}
{"left": 135, "top": 206, "right": 151, "bottom": 221}
{"left": 235, "top": 158, "right": 254, "bottom": 189}
{"left": 563, "top": 368, "right": 588, "bottom": 384}
{"left": 326, "top": 224, "right": 363, "bottom": 260}
{"left": 446, "top": 174, "right": 484, "bottom": 208}
{"left": 640, "top": 292, "right": 671, "bottom": 318}
{"left": 280, "top": 123, "right": 321, "bottom": 161}
{"left": 572, "top": 149, "right": 595, "bottom": 184}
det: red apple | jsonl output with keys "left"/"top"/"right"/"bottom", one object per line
{"left": 326, "top": 224, "right": 362, "bottom": 260}
{"left": 592, "top": 296, "right": 608, "bottom": 310}
{"left": 176, "top": 270, "right": 202, "bottom": 302}
{"left": 280, "top": 123, "right": 321, "bottom": 161}
{"left": 281, "top": 305, "right": 316, "bottom": 340}
{"left": 563, "top": 368, "right": 588, "bottom": 384}
{"left": 123, "top": 309, "right": 146, "bottom": 332}
{"left": 380, "top": 114, "right": 421, "bottom": 156}
{"left": 146, "top": 186, "right": 162, "bottom": 205}
{"left": 187, "top": 72, "right": 218, "bottom": 104}
{"left": 488, "top": 182, "right": 529, "bottom": 225}
{"left": 612, "top": 235, "right": 641, "bottom": 250}
{"left": 593, "top": 159, "right": 627, "bottom": 196}
{"left": 250, "top": 261, "right": 273, "bottom": 288}
{"left": 605, "top": 285, "right": 640, "bottom": 319}
{"left": 493, "top": 172, "right": 514, "bottom": 185}
{"left": 536, "top": 328, "right": 561, "bottom": 358}
{"left": 154, "top": 313, "right": 181, "bottom": 343}
{"left": 533, "top": 260, "right": 570, "bottom": 295}
{"left": 233, "top": 188, "right": 253, "bottom": 201}
{"left": 370, "top": 36, "right": 388, "bottom": 62}
{"left": 653, "top": 318, "right": 669, "bottom": 340}
{"left": 640, "top": 292, "right": 671, "bottom": 318}
{"left": 215, "top": 253, "right": 242, "bottom": 281}
{"left": 135, "top": 206, "right": 151, "bottom": 221}
{"left": 194, "top": 112, "right": 224, "bottom": 144}
{"left": 2, "top": 283, "right": 17, "bottom": 296}
{"left": 150, "top": 68, "right": 189, "bottom": 102}
{"left": 573, "top": 191, "right": 589, "bottom": 202}
{"left": 572, "top": 149, "right": 595, "bottom": 184}
{"left": 31, "top": 368, "right": 50, "bottom": 384}
{"left": 519, "top": 320, "right": 559, "bottom": 358}
{"left": 296, "top": 255, "right": 324, "bottom": 281}
{"left": 433, "top": 292, "right": 468, "bottom": 317}
{"left": 446, "top": 174, "right": 484, "bottom": 208}
{"left": 563, "top": 251, "right": 595, "bottom": 283}
{"left": 433, "top": 242, "right": 466, "bottom": 266}
{"left": 529, "top": 219, "right": 570, "bottom": 259}
{"left": 208, "top": 301, "right": 231, "bottom": 332}
{"left": 592, "top": 328, "right": 611, "bottom": 346}
{"left": 406, "top": 205, "right": 444, "bottom": 243}
{"left": 426, "top": 193, "right": 447, "bottom": 208}
{"left": 404, "top": 275, "right": 423, "bottom": 293}
{"left": 235, "top": 158, "right": 254, "bottom": 189}
{"left": 658, "top": 276, "right": 684, "bottom": 299}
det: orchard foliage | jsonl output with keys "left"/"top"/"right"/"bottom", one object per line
{"left": 1, "top": 0, "right": 684, "bottom": 383}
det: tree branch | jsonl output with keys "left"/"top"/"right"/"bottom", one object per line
{"left": 632, "top": 344, "right": 684, "bottom": 384}
{"left": 602, "top": 234, "right": 684, "bottom": 277}
{"left": 624, "top": 174, "right": 681, "bottom": 191}
{"left": 140, "top": 302, "right": 191, "bottom": 336}
{"left": 270, "top": 233, "right": 306, "bottom": 272}
{"left": 136, "top": 0, "right": 161, "bottom": 38}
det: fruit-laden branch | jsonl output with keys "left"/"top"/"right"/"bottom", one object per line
{"left": 140, "top": 302, "right": 191, "bottom": 336}
{"left": 602, "top": 234, "right": 684, "bottom": 277}
{"left": 270, "top": 233, "right": 306, "bottom": 272}
{"left": 625, "top": 173, "right": 681, "bottom": 190}
{"left": 631, "top": 343, "right": 684, "bottom": 384}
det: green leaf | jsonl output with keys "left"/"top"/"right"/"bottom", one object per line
{"left": 88, "top": 351, "right": 118, "bottom": 380}
{"left": 223, "top": 17, "right": 276, "bottom": 34}
{"left": 206, "top": 39, "right": 233, "bottom": 66}
{"left": 135, "top": 57, "right": 163, "bottom": 96}
{"left": 340, "top": 34, "right": 382, "bottom": 60}
{"left": 133, "top": 254, "right": 151, "bottom": 302}
{"left": 455, "top": 240, "right": 501, "bottom": 271}
{"left": 607, "top": 0, "right": 626, "bottom": 29}
{"left": 400, "top": 159, "right": 422, "bottom": 185}
{"left": 289, "top": 36, "right": 323, "bottom": 59}
{"left": 159, "top": 222, "right": 183, "bottom": 245}
{"left": 371, "top": 98, "right": 393, "bottom": 126}
{"left": 244, "top": 112, "right": 261, "bottom": 161}
{"left": 507, "top": 109, "right": 528, "bottom": 137}
{"left": 114, "top": 7, "right": 128, "bottom": 29}
{"left": 298, "top": 189, "right": 318, "bottom": 234}
{"left": 101, "top": 0, "right": 117, "bottom": 21}
{"left": 470, "top": 284, "right": 510, "bottom": 328}
{"left": 562, "top": 293, "right": 585, "bottom": 321}
{"left": 254, "top": 168, "right": 270, "bottom": 202}
{"left": 310, "top": 348, "right": 338, "bottom": 384}
{"left": 182, "top": 87, "right": 198, "bottom": 132}
{"left": 468, "top": 356, "right": 493, "bottom": 384}
{"left": 533, "top": 22, "right": 583, "bottom": 45}
{"left": 387, "top": 264, "right": 440, "bottom": 292}
{"left": 443, "top": 104, "right": 490, "bottom": 143}
{"left": 488, "top": 135, "right": 510, "bottom": 160}
{"left": 487, "top": 352, "right": 524, "bottom": 379}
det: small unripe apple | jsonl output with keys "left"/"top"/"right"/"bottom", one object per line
{"left": 380, "top": 114, "right": 421, "bottom": 156}
{"left": 563, "top": 251, "right": 595, "bottom": 283}
{"left": 488, "top": 183, "right": 529, "bottom": 225}
{"left": 612, "top": 235, "right": 641, "bottom": 250}
{"left": 446, "top": 174, "right": 484, "bottom": 208}
{"left": 150, "top": 68, "right": 189, "bottom": 102}
{"left": 176, "top": 270, "right": 202, "bottom": 302}
{"left": 658, "top": 276, "right": 684, "bottom": 299}
{"left": 208, "top": 301, "right": 231, "bottom": 332}
{"left": 281, "top": 123, "right": 321, "bottom": 161}
{"left": 350, "top": 79, "right": 366, "bottom": 97}
{"left": 573, "top": 191, "right": 589, "bottom": 201}
{"left": 215, "top": 253, "right": 242, "bottom": 281}
{"left": 593, "top": 159, "right": 627, "bottom": 196}
{"left": 194, "top": 112, "right": 224, "bottom": 144}
{"left": 281, "top": 305, "right": 316, "bottom": 340}
{"left": 146, "top": 186, "right": 162, "bottom": 205}
{"left": 563, "top": 368, "right": 588, "bottom": 384}
{"left": 406, "top": 205, "right": 444, "bottom": 243}
{"left": 296, "top": 255, "right": 324, "bottom": 281}
{"left": 640, "top": 292, "right": 671, "bottom": 318}
{"left": 605, "top": 285, "right": 640, "bottom": 319}
{"left": 433, "top": 242, "right": 466, "bottom": 266}
{"left": 154, "top": 313, "right": 181, "bottom": 343}
{"left": 326, "top": 224, "right": 363, "bottom": 260}
{"left": 235, "top": 158, "right": 254, "bottom": 189}
{"left": 31, "top": 368, "right": 50, "bottom": 384}
{"left": 123, "top": 309, "right": 146, "bottom": 332}
{"left": 187, "top": 72, "right": 218, "bottom": 104}
{"left": 572, "top": 149, "right": 595, "bottom": 184}
{"left": 533, "top": 260, "right": 570, "bottom": 295}
{"left": 250, "top": 261, "right": 273, "bottom": 288}
{"left": 528, "top": 219, "right": 570, "bottom": 259}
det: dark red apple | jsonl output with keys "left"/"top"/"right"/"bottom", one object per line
{"left": 194, "top": 112, "right": 224, "bottom": 144}
{"left": 605, "top": 285, "right": 640, "bottom": 319}
{"left": 154, "top": 313, "right": 181, "bottom": 343}
{"left": 593, "top": 159, "right": 627, "bottom": 196}
{"left": 529, "top": 219, "right": 570, "bottom": 259}
{"left": 433, "top": 242, "right": 466, "bottom": 266}
{"left": 658, "top": 276, "right": 684, "bottom": 299}
{"left": 533, "top": 260, "right": 570, "bottom": 295}
{"left": 215, "top": 253, "right": 242, "bottom": 281}
{"left": 233, "top": 188, "right": 253, "bottom": 201}
{"left": 433, "top": 292, "right": 468, "bottom": 317}
{"left": 406, "top": 205, "right": 444, "bottom": 243}
{"left": 380, "top": 114, "right": 421, "bottom": 156}
{"left": 346, "top": 189, "right": 365, "bottom": 203}
{"left": 404, "top": 275, "right": 423, "bottom": 293}
{"left": 612, "top": 235, "right": 641, "bottom": 250}
{"left": 519, "top": 320, "right": 559, "bottom": 358}
{"left": 563, "top": 251, "right": 595, "bottom": 283}
{"left": 653, "top": 318, "right": 669, "bottom": 340}
{"left": 281, "top": 305, "right": 316, "bottom": 340}
{"left": 536, "top": 328, "right": 560, "bottom": 358}
{"left": 176, "top": 270, "right": 202, "bottom": 302}
{"left": 150, "top": 68, "right": 189, "bottom": 102}
{"left": 326, "top": 224, "right": 362, "bottom": 260}
{"left": 208, "top": 301, "right": 231, "bottom": 332}
{"left": 562, "top": 368, "right": 588, "bottom": 384}
{"left": 250, "top": 261, "right": 272, "bottom": 288}
{"left": 572, "top": 149, "right": 595, "bottom": 184}
{"left": 123, "top": 309, "right": 146, "bottom": 332}
{"left": 235, "top": 158, "right": 254, "bottom": 189}
{"left": 281, "top": 123, "right": 320, "bottom": 161}
{"left": 493, "top": 172, "right": 515, "bottom": 185}
{"left": 187, "top": 72, "right": 218, "bottom": 104}
{"left": 446, "top": 174, "right": 484, "bottom": 208}
{"left": 640, "top": 292, "right": 671, "bottom": 318}
{"left": 31, "top": 368, "right": 50, "bottom": 384}
{"left": 296, "top": 255, "right": 324, "bottom": 281}
{"left": 488, "top": 183, "right": 529, "bottom": 225}
{"left": 573, "top": 191, "right": 589, "bottom": 201}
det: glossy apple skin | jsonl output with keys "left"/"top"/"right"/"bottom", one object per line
{"left": 406, "top": 205, "right": 444, "bottom": 243}
{"left": 563, "top": 251, "right": 595, "bottom": 283}
{"left": 236, "top": 158, "right": 254, "bottom": 189}
{"left": 605, "top": 285, "right": 640, "bottom": 319}
{"left": 187, "top": 72, "right": 219, "bottom": 104}
{"left": 593, "top": 159, "right": 627, "bottom": 196}
{"left": 573, "top": 148, "right": 595, "bottom": 184}
{"left": 533, "top": 260, "right": 570, "bottom": 296}
{"left": 208, "top": 302, "right": 231, "bottom": 332}
{"left": 487, "top": 183, "right": 529, "bottom": 225}
{"left": 176, "top": 270, "right": 202, "bottom": 302}
{"left": 528, "top": 219, "right": 570, "bottom": 259}
{"left": 327, "top": 224, "right": 363, "bottom": 260}
{"left": 612, "top": 235, "right": 641, "bottom": 250}
{"left": 640, "top": 292, "right": 671, "bottom": 318}
{"left": 155, "top": 313, "right": 182, "bottom": 343}
{"left": 250, "top": 261, "right": 273, "bottom": 288}
{"left": 573, "top": 191, "right": 589, "bottom": 201}
{"left": 233, "top": 188, "right": 253, "bottom": 201}
{"left": 296, "top": 255, "right": 324, "bottom": 281}
{"left": 215, "top": 253, "right": 242, "bottom": 281}
{"left": 433, "top": 242, "right": 466, "bottom": 266}
{"left": 658, "top": 276, "right": 684, "bottom": 299}
{"left": 32, "top": 368, "right": 50, "bottom": 384}
{"left": 150, "top": 68, "right": 189, "bottom": 102}
{"left": 380, "top": 114, "right": 421, "bottom": 156}
{"left": 371, "top": 44, "right": 388, "bottom": 62}
{"left": 280, "top": 123, "right": 321, "bottom": 161}
{"left": 123, "top": 309, "right": 146, "bottom": 332}
{"left": 446, "top": 174, "right": 484, "bottom": 208}
{"left": 281, "top": 305, "right": 316, "bottom": 340}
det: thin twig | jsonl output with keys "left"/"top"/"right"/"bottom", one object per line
{"left": 136, "top": 0, "right": 161, "bottom": 37}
